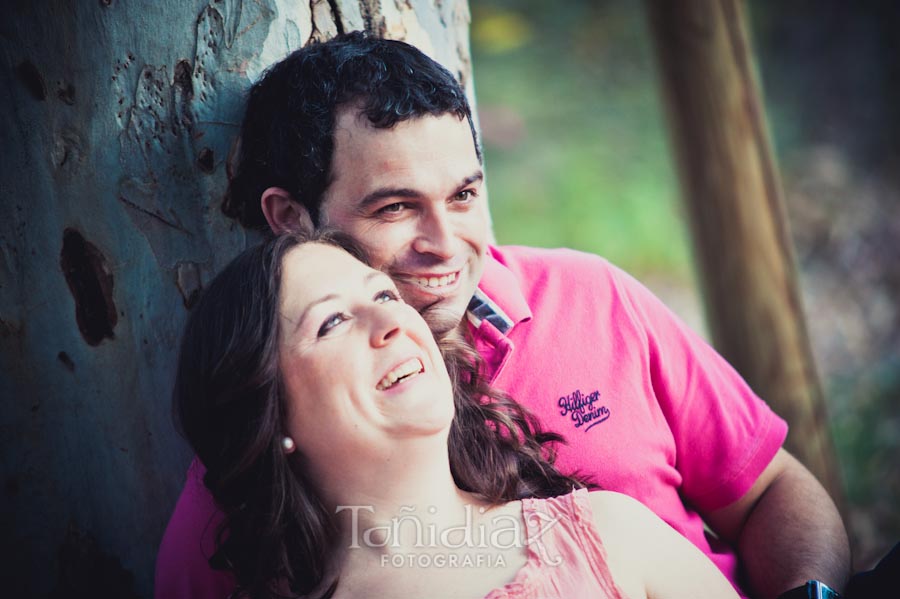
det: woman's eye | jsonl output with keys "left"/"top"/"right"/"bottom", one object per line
{"left": 375, "top": 289, "right": 400, "bottom": 303}
{"left": 317, "top": 313, "right": 348, "bottom": 337}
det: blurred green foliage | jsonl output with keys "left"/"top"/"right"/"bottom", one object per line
{"left": 472, "top": 0, "right": 690, "bottom": 280}
{"left": 471, "top": 0, "right": 900, "bottom": 567}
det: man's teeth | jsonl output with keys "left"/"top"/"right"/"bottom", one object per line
{"left": 413, "top": 272, "right": 458, "bottom": 289}
{"left": 377, "top": 358, "right": 424, "bottom": 391}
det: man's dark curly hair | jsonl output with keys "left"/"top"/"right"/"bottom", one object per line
{"left": 223, "top": 31, "right": 481, "bottom": 230}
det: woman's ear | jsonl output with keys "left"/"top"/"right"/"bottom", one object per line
{"left": 261, "top": 187, "right": 315, "bottom": 234}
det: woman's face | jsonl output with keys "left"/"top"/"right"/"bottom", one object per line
{"left": 278, "top": 243, "right": 455, "bottom": 473}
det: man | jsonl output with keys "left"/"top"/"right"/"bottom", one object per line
{"left": 156, "top": 32, "right": 849, "bottom": 599}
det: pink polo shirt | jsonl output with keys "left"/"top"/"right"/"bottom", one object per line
{"left": 155, "top": 245, "right": 787, "bottom": 598}
{"left": 470, "top": 246, "right": 787, "bottom": 596}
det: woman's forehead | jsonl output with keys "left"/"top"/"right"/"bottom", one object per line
{"left": 281, "top": 243, "right": 381, "bottom": 302}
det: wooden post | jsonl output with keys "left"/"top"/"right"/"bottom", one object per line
{"left": 643, "top": 0, "right": 846, "bottom": 509}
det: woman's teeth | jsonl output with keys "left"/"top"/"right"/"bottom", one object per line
{"left": 377, "top": 358, "right": 424, "bottom": 391}
{"left": 413, "top": 272, "right": 458, "bottom": 289}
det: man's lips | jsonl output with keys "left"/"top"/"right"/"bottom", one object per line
{"left": 395, "top": 269, "right": 462, "bottom": 293}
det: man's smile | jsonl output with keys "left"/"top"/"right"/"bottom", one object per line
{"left": 409, "top": 270, "right": 459, "bottom": 290}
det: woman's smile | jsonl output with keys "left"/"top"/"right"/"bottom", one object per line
{"left": 376, "top": 357, "right": 425, "bottom": 391}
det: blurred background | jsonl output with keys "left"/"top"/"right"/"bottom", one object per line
{"left": 469, "top": 0, "right": 899, "bottom": 568}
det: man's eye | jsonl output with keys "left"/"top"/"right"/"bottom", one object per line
{"left": 318, "top": 313, "right": 348, "bottom": 337}
{"left": 375, "top": 289, "right": 400, "bottom": 303}
{"left": 378, "top": 203, "right": 405, "bottom": 214}
{"left": 454, "top": 189, "right": 475, "bottom": 202}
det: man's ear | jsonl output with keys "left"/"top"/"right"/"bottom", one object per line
{"left": 260, "top": 187, "right": 315, "bottom": 234}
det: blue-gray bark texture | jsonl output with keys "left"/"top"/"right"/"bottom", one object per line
{"left": 0, "top": 1, "right": 473, "bottom": 596}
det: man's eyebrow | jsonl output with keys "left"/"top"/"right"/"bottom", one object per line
{"left": 289, "top": 271, "right": 387, "bottom": 334}
{"left": 356, "top": 170, "right": 485, "bottom": 210}
{"left": 451, "top": 170, "right": 484, "bottom": 198}
{"left": 458, "top": 170, "right": 484, "bottom": 190}
{"left": 358, "top": 187, "right": 422, "bottom": 210}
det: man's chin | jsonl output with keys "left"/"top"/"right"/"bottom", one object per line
{"left": 407, "top": 291, "right": 469, "bottom": 334}
{"left": 396, "top": 279, "right": 476, "bottom": 332}
{"left": 419, "top": 305, "right": 464, "bottom": 335}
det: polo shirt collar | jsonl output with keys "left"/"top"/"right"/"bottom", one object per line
{"left": 466, "top": 246, "right": 532, "bottom": 335}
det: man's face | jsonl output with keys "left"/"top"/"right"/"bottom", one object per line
{"left": 318, "top": 110, "right": 489, "bottom": 326}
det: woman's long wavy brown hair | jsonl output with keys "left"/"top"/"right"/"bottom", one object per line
{"left": 174, "top": 231, "right": 588, "bottom": 599}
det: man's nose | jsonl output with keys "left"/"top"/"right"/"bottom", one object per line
{"left": 411, "top": 209, "right": 455, "bottom": 260}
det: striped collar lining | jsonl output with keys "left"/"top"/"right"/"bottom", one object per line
{"left": 466, "top": 288, "right": 514, "bottom": 334}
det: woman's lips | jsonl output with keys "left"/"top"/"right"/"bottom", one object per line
{"left": 376, "top": 357, "right": 425, "bottom": 391}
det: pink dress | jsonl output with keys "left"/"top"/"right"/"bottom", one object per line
{"left": 484, "top": 489, "right": 629, "bottom": 599}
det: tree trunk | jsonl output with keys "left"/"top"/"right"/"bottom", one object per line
{"left": 0, "top": 2, "right": 473, "bottom": 596}
{"left": 644, "top": 0, "right": 846, "bottom": 511}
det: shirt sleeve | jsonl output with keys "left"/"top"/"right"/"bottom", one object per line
{"left": 611, "top": 265, "right": 788, "bottom": 513}
{"left": 155, "top": 456, "right": 236, "bottom": 599}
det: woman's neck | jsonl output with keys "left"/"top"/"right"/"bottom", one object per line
{"left": 303, "top": 436, "right": 529, "bottom": 599}
{"left": 312, "top": 436, "right": 488, "bottom": 554}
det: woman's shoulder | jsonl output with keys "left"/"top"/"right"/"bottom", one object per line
{"left": 572, "top": 489, "right": 650, "bottom": 598}
{"left": 586, "top": 489, "right": 651, "bottom": 517}
{"left": 584, "top": 489, "right": 662, "bottom": 544}
{"left": 521, "top": 489, "right": 652, "bottom": 530}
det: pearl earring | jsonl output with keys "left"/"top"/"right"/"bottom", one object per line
{"left": 281, "top": 437, "right": 295, "bottom": 452}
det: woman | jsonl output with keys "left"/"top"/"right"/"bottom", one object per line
{"left": 175, "top": 231, "right": 739, "bottom": 599}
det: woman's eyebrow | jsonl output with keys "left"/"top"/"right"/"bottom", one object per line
{"left": 288, "top": 293, "right": 338, "bottom": 334}
{"left": 365, "top": 270, "right": 392, "bottom": 285}
{"left": 288, "top": 270, "right": 389, "bottom": 333}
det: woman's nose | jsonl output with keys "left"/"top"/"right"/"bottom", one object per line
{"left": 370, "top": 307, "right": 403, "bottom": 347}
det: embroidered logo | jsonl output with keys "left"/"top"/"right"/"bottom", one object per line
{"left": 557, "top": 389, "right": 610, "bottom": 432}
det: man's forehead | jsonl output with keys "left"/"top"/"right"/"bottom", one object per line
{"left": 333, "top": 104, "right": 376, "bottom": 139}
{"left": 328, "top": 111, "right": 479, "bottom": 187}
{"left": 333, "top": 107, "right": 471, "bottom": 145}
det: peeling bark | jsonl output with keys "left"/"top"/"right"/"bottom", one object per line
{"left": 60, "top": 229, "right": 118, "bottom": 346}
{"left": 0, "top": 2, "right": 473, "bottom": 596}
